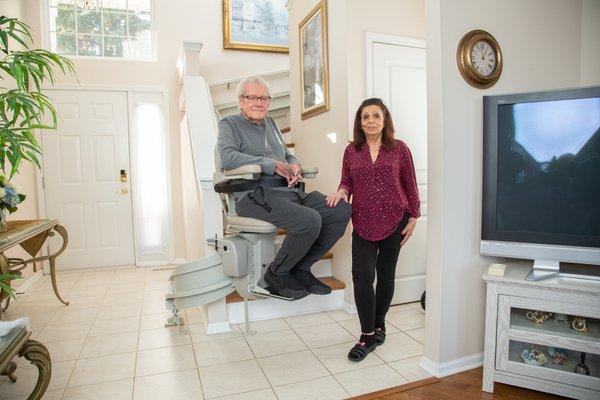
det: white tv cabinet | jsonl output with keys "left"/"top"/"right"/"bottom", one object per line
{"left": 483, "top": 262, "right": 600, "bottom": 400}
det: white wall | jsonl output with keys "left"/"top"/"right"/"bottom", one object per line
{"left": 14, "top": 0, "right": 288, "bottom": 262}
{"left": 425, "top": 0, "right": 585, "bottom": 371}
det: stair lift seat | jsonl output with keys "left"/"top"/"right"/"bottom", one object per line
{"left": 165, "top": 146, "right": 318, "bottom": 327}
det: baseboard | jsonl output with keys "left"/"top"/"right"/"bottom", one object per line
{"left": 14, "top": 270, "right": 43, "bottom": 294}
{"left": 419, "top": 353, "right": 484, "bottom": 378}
{"left": 343, "top": 301, "right": 357, "bottom": 314}
{"left": 227, "top": 289, "right": 345, "bottom": 324}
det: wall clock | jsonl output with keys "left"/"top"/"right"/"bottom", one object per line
{"left": 457, "top": 30, "right": 503, "bottom": 89}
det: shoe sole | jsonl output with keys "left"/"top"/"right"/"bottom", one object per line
{"left": 264, "top": 274, "right": 308, "bottom": 299}
{"left": 308, "top": 287, "right": 332, "bottom": 295}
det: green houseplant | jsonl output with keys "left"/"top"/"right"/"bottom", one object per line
{"left": 0, "top": 16, "right": 75, "bottom": 301}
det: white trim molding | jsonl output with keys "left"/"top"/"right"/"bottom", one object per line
{"left": 343, "top": 300, "right": 357, "bottom": 314}
{"left": 419, "top": 353, "right": 484, "bottom": 378}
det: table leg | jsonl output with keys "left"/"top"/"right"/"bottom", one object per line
{"left": 1, "top": 360, "right": 17, "bottom": 382}
{"left": 19, "top": 340, "right": 51, "bottom": 400}
{"left": 47, "top": 225, "right": 69, "bottom": 306}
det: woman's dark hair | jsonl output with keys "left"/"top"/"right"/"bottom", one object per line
{"left": 352, "top": 97, "right": 396, "bottom": 150}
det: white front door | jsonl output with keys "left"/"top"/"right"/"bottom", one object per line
{"left": 370, "top": 35, "right": 427, "bottom": 304}
{"left": 42, "top": 90, "right": 135, "bottom": 270}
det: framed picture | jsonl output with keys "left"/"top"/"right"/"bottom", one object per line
{"left": 223, "top": 0, "right": 289, "bottom": 53}
{"left": 299, "top": 0, "right": 329, "bottom": 120}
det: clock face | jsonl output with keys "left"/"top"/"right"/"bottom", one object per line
{"left": 471, "top": 40, "right": 496, "bottom": 76}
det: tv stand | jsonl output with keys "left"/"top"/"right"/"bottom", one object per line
{"left": 526, "top": 260, "right": 600, "bottom": 282}
{"left": 483, "top": 263, "right": 600, "bottom": 399}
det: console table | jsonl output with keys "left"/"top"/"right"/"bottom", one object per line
{"left": 483, "top": 262, "right": 600, "bottom": 400}
{"left": 0, "top": 326, "right": 51, "bottom": 400}
{"left": 0, "top": 220, "right": 69, "bottom": 316}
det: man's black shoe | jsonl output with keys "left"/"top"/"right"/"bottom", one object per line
{"left": 292, "top": 269, "right": 332, "bottom": 295}
{"left": 264, "top": 268, "right": 308, "bottom": 299}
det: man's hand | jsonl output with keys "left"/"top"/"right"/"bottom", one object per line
{"left": 401, "top": 218, "right": 417, "bottom": 246}
{"left": 288, "top": 164, "right": 303, "bottom": 187}
{"left": 275, "top": 161, "right": 294, "bottom": 184}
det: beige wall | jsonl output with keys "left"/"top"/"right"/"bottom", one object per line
{"left": 289, "top": 0, "right": 425, "bottom": 303}
{"left": 581, "top": 0, "right": 600, "bottom": 85}
{"left": 425, "top": 0, "right": 586, "bottom": 367}
{"left": 0, "top": 0, "right": 23, "bottom": 18}
{"left": 290, "top": 0, "right": 350, "bottom": 298}
{"left": 10, "top": 0, "right": 288, "bottom": 261}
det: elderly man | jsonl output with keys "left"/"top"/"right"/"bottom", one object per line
{"left": 218, "top": 76, "right": 351, "bottom": 299}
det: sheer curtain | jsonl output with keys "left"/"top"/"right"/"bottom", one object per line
{"left": 130, "top": 91, "right": 173, "bottom": 265}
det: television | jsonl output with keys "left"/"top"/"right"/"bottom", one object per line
{"left": 481, "top": 86, "right": 600, "bottom": 281}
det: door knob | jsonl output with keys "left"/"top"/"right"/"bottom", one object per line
{"left": 118, "top": 188, "right": 128, "bottom": 195}
{"left": 120, "top": 169, "right": 128, "bottom": 182}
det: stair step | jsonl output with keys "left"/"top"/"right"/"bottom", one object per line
{"left": 226, "top": 276, "right": 345, "bottom": 304}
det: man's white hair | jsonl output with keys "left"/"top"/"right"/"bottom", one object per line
{"left": 236, "top": 76, "right": 271, "bottom": 98}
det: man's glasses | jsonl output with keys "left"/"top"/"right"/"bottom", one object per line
{"left": 241, "top": 95, "right": 272, "bottom": 103}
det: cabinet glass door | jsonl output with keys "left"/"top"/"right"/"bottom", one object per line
{"left": 496, "top": 295, "right": 600, "bottom": 391}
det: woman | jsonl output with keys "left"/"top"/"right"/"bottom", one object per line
{"left": 326, "top": 98, "right": 420, "bottom": 362}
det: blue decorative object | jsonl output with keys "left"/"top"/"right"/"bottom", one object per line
{"left": 0, "top": 174, "right": 26, "bottom": 229}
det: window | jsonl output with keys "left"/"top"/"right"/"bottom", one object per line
{"left": 47, "top": 0, "right": 154, "bottom": 60}
{"left": 130, "top": 92, "right": 173, "bottom": 264}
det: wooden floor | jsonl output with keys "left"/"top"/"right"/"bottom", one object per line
{"left": 368, "top": 368, "right": 568, "bottom": 400}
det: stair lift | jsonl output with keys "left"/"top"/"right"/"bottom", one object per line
{"left": 164, "top": 146, "right": 318, "bottom": 328}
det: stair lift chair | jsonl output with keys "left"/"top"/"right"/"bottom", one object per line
{"left": 165, "top": 146, "right": 318, "bottom": 328}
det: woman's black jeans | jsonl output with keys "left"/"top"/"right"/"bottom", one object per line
{"left": 351, "top": 212, "right": 409, "bottom": 334}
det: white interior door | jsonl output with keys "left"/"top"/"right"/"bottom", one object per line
{"left": 42, "top": 90, "right": 135, "bottom": 270}
{"left": 370, "top": 36, "right": 427, "bottom": 304}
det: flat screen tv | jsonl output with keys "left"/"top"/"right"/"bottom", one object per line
{"left": 481, "top": 86, "right": 600, "bottom": 280}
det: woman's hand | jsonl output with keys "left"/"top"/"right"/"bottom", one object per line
{"left": 326, "top": 189, "right": 349, "bottom": 207}
{"left": 401, "top": 217, "right": 417, "bottom": 245}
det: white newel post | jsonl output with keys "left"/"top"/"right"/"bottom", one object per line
{"left": 178, "top": 42, "right": 231, "bottom": 333}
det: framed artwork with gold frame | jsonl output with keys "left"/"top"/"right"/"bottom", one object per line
{"left": 222, "top": 0, "right": 289, "bottom": 53}
{"left": 299, "top": 0, "right": 329, "bottom": 120}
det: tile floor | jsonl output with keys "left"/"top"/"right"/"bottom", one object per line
{"left": 0, "top": 267, "right": 430, "bottom": 400}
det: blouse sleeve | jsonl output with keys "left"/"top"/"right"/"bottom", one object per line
{"left": 400, "top": 143, "right": 421, "bottom": 218}
{"left": 338, "top": 146, "right": 353, "bottom": 196}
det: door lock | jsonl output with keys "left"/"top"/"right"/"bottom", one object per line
{"left": 118, "top": 188, "right": 128, "bottom": 195}
{"left": 120, "top": 169, "right": 128, "bottom": 183}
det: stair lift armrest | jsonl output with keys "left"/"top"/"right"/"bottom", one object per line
{"left": 222, "top": 164, "right": 262, "bottom": 180}
{"left": 301, "top": 166, "right": 318, "bottom": 179}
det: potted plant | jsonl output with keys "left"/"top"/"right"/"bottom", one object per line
{"left": 0, "top": 16, "right": 75, "bottom": 228}
{"left": 0, "top": 16, "right": 75, "bottom": 302}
